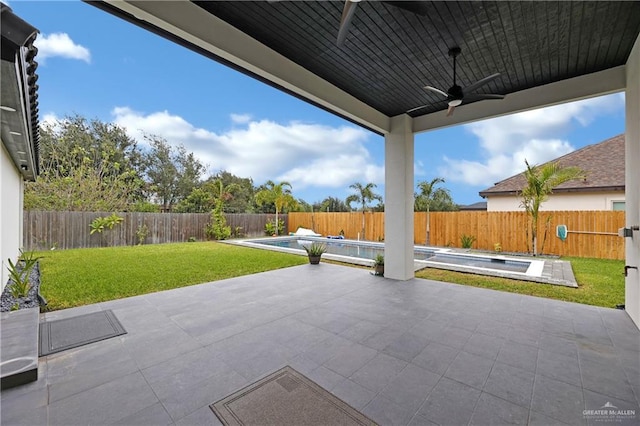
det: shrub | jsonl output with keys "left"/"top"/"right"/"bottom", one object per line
{"left": 460, "top": 234, "right": 476, "bottom": 249}
{"left": 135, "top": 224, "right": 149, "bottom": 245}
{"left": 264, "top": 219, "right": 284, "bottom": 236}
{"left": 205, "top": 201, "right": 231, "bottom": 240}
{"left": 89, "top": 213, "right": 124, "bottom": 235}
{"left": 232, "top": 226, "right": 244, "bottom": 238}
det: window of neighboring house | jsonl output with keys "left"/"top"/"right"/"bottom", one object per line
{"left": 612, "top": 201, "right": 625, "bottom": 211}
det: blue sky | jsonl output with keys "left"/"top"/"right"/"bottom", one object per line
{"left": 10, "top": 1, "right": 626, "bottom": 206}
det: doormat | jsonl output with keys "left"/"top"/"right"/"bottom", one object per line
{"left": 39, "top": 310, "right": 126, "bottom": 356}
{"left": 210, "top": 366, "right": 377, "bottom": 426}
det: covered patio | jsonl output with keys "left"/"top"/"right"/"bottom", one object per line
{"left": 2, "top": 2, "right": 638, "bottom": 424}
{"left": 88, "top": 0, "right": 640, "bottom": 328}
{"left": 2, "top": 264, "right": 638, "bottom": 425}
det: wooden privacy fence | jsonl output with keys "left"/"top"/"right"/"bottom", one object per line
{"left": 23, "top": 211, "right": 287, "bottom": 250}
{"left": 288, "top": 211, "right": 626, "bottom": 260}
{"left": 291, "top": 212, "right": 386, "bottom": 241}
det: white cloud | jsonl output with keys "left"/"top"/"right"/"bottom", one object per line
{"left": 111, "top": 107, "right": 381, "bottom": 190}
{"left": 36, "top": 33, "right": 91, "bottom": 63}
{"left": 40, "top": 113, "right": 59, "bottom": 127}
{"left": 279, "top": 155, "right": 383, "bottom": 189}
{"left": 441, "top": 139, "right": 574, "bottom": 187}
{"left": 440, "top": 94, "right": 624, "bottom": 187}
{"left": 39, "top": 112, "right": 64, "bottom": 133}
{"left": 230, "top": 113, "right": 252, "bottom": 124}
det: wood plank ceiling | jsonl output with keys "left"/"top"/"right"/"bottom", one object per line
{"left": 194, "top": 1, "right": 640, "bottom": 118}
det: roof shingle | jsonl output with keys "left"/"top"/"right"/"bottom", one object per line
{"left": 479, "top": 134, "right": 625, "bottom": 197}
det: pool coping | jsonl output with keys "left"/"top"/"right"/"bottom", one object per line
{"left": 227, "top": 236, "right": 578, "bottom": 288}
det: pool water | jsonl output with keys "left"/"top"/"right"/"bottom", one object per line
{"left": 250, "top": 238, "right": 530, "bottom": 274}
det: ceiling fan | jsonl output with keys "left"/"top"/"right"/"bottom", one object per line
{"left": 337, "top": 0, "right": 428, "bottom": 46}
{"left": 408, "top": 47, "right": 505, "bottom": 116}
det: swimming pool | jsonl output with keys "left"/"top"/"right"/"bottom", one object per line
{"left": 237, "top": 236, "right": 542, "bottom": 277}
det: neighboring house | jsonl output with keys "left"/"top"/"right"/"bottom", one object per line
{"left": 479, "top": 134, "right": 625, "bottom": 212}
{"left": 0, "top": 5, "right": 40, "bottom": 291}
{"left": 459, "top": 201, "right": 487, "bottom": 211}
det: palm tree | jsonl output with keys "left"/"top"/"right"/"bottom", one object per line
{"left": 346, "top": 182, "right": 382, "bottom": 240}
{"left": 415, "top": 178, "right": 451, "bottom": 245}
{"left": 319, "top": 196, "right": 349, "bottom": 212}
{"left": 255, "top": 180, "right": 298, "bottom": 235}
{"left": 520, "top": 160, "right": 584, "bottom": 256}
{"left": 207, "top": 179, "right": 240, "bottom": 207}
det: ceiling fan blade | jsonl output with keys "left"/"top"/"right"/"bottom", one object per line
{"left": 424, "top": 86, "right": 448, "bottom": 98}
{"left": 464, "top": 72, "right": 501, "bottom": 94}
{"left": 337, "top": 0, "right": 361, "bottom": 47}
{"left": 383, "top": 1, "right": 430, "bottom": 16}
{"left": 446, "top": 105, "right": 456, "bottom": 117}
{"left": 464, "top": 93, "right": 506, "bottom": 102}
{"left": 406, "top": 104, "right": 429, "bottom": 113}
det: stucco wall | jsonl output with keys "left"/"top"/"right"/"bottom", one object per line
{"left": 625, "top": 33, "right": 640, "bottom": 329}
{"left": 0, "top": 143, "right": 24, "bottom": 291}
{"left": 486, "top": 191, "right": 625, "bottom": 212}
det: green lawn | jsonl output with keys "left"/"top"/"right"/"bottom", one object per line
{"left": 38, "top": 242, "right": 624, "bottom": 311}
{"left": 38, "top": 242, "right": 307, "bottom": 311}
{"left": 415, "top": 256, "right": 625, "bottom": 308}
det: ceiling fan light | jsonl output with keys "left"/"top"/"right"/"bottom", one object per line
{"left": 448, "top": 99, "right": 462, "bottom": 107}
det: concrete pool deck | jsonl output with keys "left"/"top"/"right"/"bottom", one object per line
{"left": 415, "top": 251, "right": 578, "bottom": 288}
{"left": 231, "top": 238, "right": 578, "bottom": 288}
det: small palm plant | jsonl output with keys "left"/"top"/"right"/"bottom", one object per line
{"left": 373, "top": 254, "right": 384, "bottom": 276}
{"left": 460, "top": 234, "right": 476, "bottom": 249}
{"left": 303, "top": 242, "right": 326, "bottom": 264}
{"left": 6, "top": 249, "right": 42, "bottom": 299}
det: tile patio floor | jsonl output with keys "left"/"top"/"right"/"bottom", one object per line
{"left": 1, "top": 263, "right": 639, "bottom": 425}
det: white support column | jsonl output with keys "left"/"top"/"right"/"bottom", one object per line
{"left": 625, "top": 35, "right": 640, "bottom": 329}
{"left": 384, "top": 115, "right": 414, "bottom": 280}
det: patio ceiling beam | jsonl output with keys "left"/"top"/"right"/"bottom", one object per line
{"left": 101, "top": 0, "right": 390, "bottom": 134}
{"left": 411, "top": 66, "right": 626, "bottom": 134}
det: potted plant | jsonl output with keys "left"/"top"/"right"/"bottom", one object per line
{"left": 303, "top": 242, "right": 326, "bottom": 265}
{"left": 373, "top": 254, "right": 384, "bottom": 276}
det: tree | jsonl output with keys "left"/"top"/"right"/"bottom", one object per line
{"left": 177, "top": 171, "right": 254, "bottom": 214}
{"left": 255, "top": 180, "right": 298, "bottom": 235}
{"left": 207, "top": 171, "right": 255, "bottom": 213}
{"left": 345, "top": 182, "right": 382, "bottom": 240}
{"left": 316, "top": 196, "right": 350, "bottom": 212}
{"left": 415, "top": 178, "right": 456, "bottom": 245}
{"left": 37, "top": 114, "right": 143, "bottom": 181}
{"left": 293, "top": 199, "right": 313, "bottom": 212}
{"left": 25, "top": 116, "right": 145, "bottom": 211}
{"left": 208, "top": 178, "right": 240, "bottom": 205}
{"left": 142, "top": 135, "right": 205, "bottom": 211}
{"left": 25, "top": 156, "right": 143, "bottom": 211}
{"left": 174, "top": 188, "right": 214, "bottom": 213}
{"left": 520, "top": 160, "right": 584, "bottom": 255}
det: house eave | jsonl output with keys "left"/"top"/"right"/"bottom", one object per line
{"left": 0, "top": 4, "right": 40, "bottom": 181}
{"left": 480, "top": 186, "right": 626, "bottom": 198}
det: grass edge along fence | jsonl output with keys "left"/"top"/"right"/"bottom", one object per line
{"left": 288, "top": 211, "right": 625, "bottom": 260}
{"left": 23, "top": 211, "right": 287, "bottom": 250}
